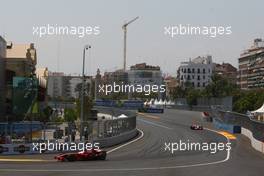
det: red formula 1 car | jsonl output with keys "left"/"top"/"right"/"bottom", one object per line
{"left": 54, "top": 149, "right": 107, "bottom": 162}
{"left": 190, "top": 124, "right": 203, "bottom": 130}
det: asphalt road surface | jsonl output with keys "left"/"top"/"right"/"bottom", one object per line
{"left": 0, "top": 109, "right": 263, "bottom": 176}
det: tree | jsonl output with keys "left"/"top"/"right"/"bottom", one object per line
{"left": 76, "top": 96, "right": 93, "bottom": 121}
{"left": 203, "top": 73, "right": 237, "bottom": 97}
{"left": 233, "top": 89, "right": 264, "bottom": 113}
{"left": 186, "top": 89, "right": 201, "bottom": 106}
{"left": 171, "top": 86, "right": 186, "bottom": 99}
{"left": 41, "top": 106, "right": 53, "bottom": 122}
{"left": 64, "top": 108, "right": 77, "bottom": 122}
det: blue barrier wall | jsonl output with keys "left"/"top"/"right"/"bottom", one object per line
{"left": 95, "top": 100, "right": 143, "bottom": 109}
{"left": 213, "top": 119, "right": 241, "bottom": 133}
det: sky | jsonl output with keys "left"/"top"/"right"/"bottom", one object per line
{"left": 0, "top": 0, "right": 263, "bottom": 76}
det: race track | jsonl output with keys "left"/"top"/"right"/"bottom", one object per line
{"left": 0, "top": 109, "right": 263, "bottom": 176}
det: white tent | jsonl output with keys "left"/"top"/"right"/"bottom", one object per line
{"left": 167, "top": 100, "right": 175, "bottom": 105}
{"left": 251, "top": 104, "right": 264, "bottom": 113}
{"left": 118, "top": 114, "right": 128, "bottom": 118}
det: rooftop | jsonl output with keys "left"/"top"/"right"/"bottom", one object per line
{"left": 130, "top": 63, "right": 160, "bottom": 71}
{"left": 181, "top": 55, "right": 213, "bottom": 65}
{"left": 6, "top": 42, "right": 36, "bottom": 62}
{"left": 240, "top": 38, "right": 264, "bottom": 58}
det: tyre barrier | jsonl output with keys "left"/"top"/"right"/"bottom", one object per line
{"left": 0, "top": 144, "right": 39, "bottom": 155}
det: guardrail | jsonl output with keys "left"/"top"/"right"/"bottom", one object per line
{"left": 210, "top": 107, "right": 264, "bottom": 141}
{"left": 0, "top": 107, "right": 138, "bottom": 155}
{"left": 209, "top": 107, "right": 264, "bottom": 154}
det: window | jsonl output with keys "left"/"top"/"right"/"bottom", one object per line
{"left": 192, "top": 68, "right": 195, "bottom": 73}
{"left": 197, "top": 68, "right": 200, "bottom": 73}
{"left": 187, "top": 75, "right": 190, "bottom": 80}
{"left": 188, "top": 68, "right": 191, "bottom": 73}
{"left": 203, "top": 75, "right": 205, "bottom": 79}
{"left": 203, "top": 82, "right": 205, "bottom": 87}
{"left": 197, "top": 75, "right": 200, "bottom": 80}
{"left": 203, "top": 68, "right": 205, "bottom": 74}
{"left": 197, "top": 82, "right": 200, "bottom": 87}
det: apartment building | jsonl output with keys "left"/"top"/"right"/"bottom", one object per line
{"left": 178, "top": 55, "right": 213, "bottom": 89}
{"left": 237, "top": 39, "right": 264, "bottom": 89}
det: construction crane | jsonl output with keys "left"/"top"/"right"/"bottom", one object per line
{"left": 122, "top": 16, "right": 139, "bottom": 71}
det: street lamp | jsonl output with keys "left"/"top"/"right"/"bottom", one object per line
{"left": 80, "top": 45, "right": 91, "bottom": 141}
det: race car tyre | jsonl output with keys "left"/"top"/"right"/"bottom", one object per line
{"left": 65, "top": 155, "right": 76, "bottom": 162}
{"left": 99, "top": 152, "right": 106, "bottom": 160}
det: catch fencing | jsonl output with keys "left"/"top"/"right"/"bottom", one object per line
{"left": 0, "top": 107, "right": 137, "bottom": 154}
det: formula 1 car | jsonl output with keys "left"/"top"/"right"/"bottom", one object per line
{"left": 190, "top": 124, "right": 203, "bottom": 130}
{"left": 54, "top": 149, "right": 107, "bottom": 162}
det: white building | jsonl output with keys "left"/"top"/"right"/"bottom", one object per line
{"left": 178, "top": 55, "right": 213, "bottom": 89}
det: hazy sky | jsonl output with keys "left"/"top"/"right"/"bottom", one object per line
{"left": 0, "top": 0, "right": 263, "bottom": 76}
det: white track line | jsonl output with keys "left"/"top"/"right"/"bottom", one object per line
{"left": 138, "top": 119, "right": 172, "bottom": 130}
{"left": 0, "top": 128, "right": 231, "bottom": 172}
{"left": 107, "top": 129, "right": 144, "bottom": 154}
{"left": 204, "top": 128, "right": 231, "bottom": 162}
{"left": 0, "top": 130, "right": 144, "bottom": 163}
